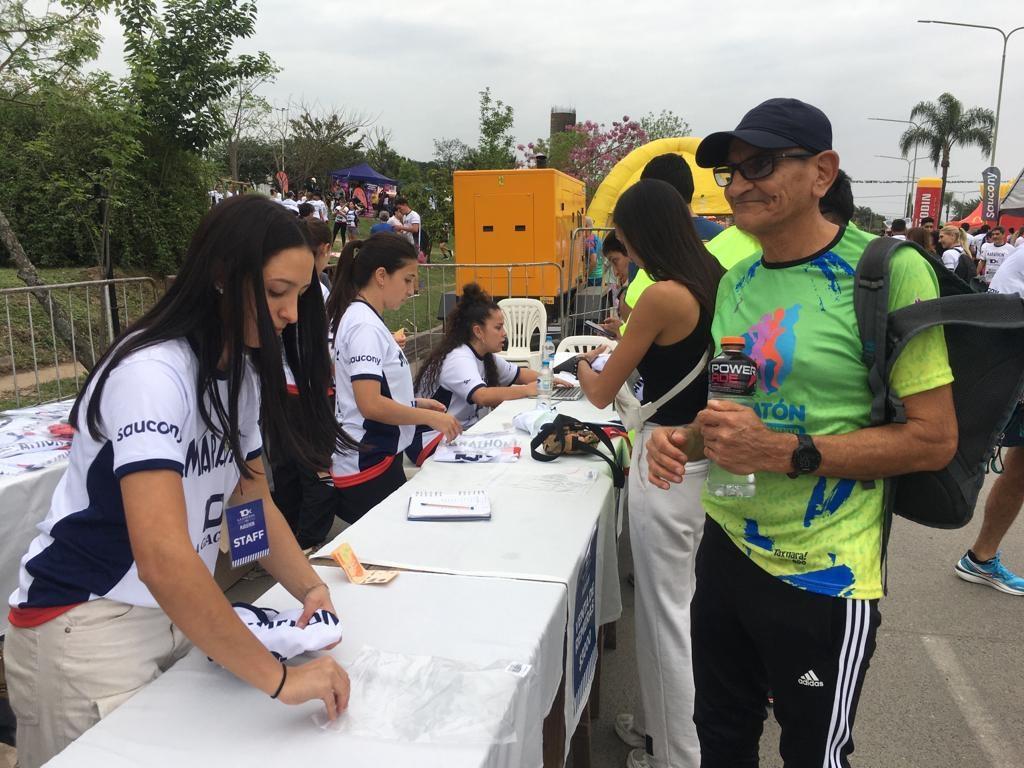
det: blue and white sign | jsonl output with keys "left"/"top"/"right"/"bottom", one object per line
{"left": 572, "top": 525, "right": 598, "bottom": 713}
{"left": 225, "top": 498, "right": 270, "bottom": 568}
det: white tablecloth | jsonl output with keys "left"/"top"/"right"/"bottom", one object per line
{"left": 0, "top": 400, "right": 74, "bottom": 635}
{"left": 46, "top": 567, "right": 567, "bottom": 768}
{"left": 313, "top": 397, "right": 625, "bottom": 753}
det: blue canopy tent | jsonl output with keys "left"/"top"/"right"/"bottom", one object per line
{"left": 328, "top": 162, "right": 398, "bottom": 187}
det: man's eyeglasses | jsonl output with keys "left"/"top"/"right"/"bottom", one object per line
{"left": 713, "top": 152, "right": 816, "bottom": 188}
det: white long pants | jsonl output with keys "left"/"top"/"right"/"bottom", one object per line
{"left": 629, "top": 424, "right": 708, "bottom": 768}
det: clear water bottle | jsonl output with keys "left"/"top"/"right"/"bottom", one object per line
{"left": 543, "top": 335, "right": 555, "bottom": 365}
{"left": 538, "top": 360, "right": 553, "bottom": 406}
{"left": 706, "top": 336, "right": 757, "bottom": 498}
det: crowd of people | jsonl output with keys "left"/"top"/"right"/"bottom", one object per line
{"left": 5, "top": 96, "right": 1023, "bottom": 768}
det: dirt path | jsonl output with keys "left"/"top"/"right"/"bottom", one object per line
{"left": 0, "top": 360, "right": 86, "bottom": 395}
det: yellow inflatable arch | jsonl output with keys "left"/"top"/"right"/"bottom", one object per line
{"left": 586, "top": 137, "right": 732, "bottom": 227}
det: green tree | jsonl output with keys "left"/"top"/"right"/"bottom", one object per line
{"left": 468, "top": 87, "right": 515, "bottom": 170}
{"left": 852, "top": 205, "right": 886, "bottom": 233}
{"left": 286, "top": 104, "right": 368, "bottom": 190}
{"left": 638, "top": 109, "right": 691, "bottom": 141}
{"left": 364, "top": 128, "right": 404, "bottom": 181}
{"left": 950, "top": 196, "right": 981, "bottom": 221}
{"left": 899, "top": 93, "right": 994, "bottom": 219}
{"left": 218, "top": 68, "right": 279, "bottom": 182}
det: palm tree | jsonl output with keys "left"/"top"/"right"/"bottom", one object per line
{"left": 899, "top": 93, "right": 994, "bottom": 221}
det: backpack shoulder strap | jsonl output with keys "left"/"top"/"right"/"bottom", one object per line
{"left": 854, "top": 236, "right": 906, "bottom": 426}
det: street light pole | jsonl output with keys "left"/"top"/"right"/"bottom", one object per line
{"left": 918, "top": 20, "right": 1024, "bottom": 167}
{"left": 875, "top": 155, "right": 914, "bottom": 219}
{"left": 868, "top": 116, "right": 922, "bottom": 217}
{"left": 275, "top": 106, "right": 288, "bottom": 177}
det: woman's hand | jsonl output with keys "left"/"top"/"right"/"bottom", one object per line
{"left": 581, "top": 346, "right": 609, "bottom": 365}
{"left": 277, "top": 657, "right": 351, "bottom": 720}
{"left": 523, "top": 380, "right": 539, "bottom": 396}
{"left": 297, "top": 583, "right": 340, "bottom": 648}
{"left": 427, "top": 410, "right": 462, "bottom": 442}
{"left": 599, "top": 317, "right": 621, "bottom": 339}
{"left": 553, "top": 376, "right": 573, "bottom": 388}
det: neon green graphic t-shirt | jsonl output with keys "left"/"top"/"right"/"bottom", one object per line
{"left": 702, "top": 226, "right": 953, "bottom": 600}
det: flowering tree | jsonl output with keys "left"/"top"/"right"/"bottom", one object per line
{"left": 564, "top": 116, "right": 648, "bottom": 196}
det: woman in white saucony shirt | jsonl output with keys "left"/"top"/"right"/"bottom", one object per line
{"left": 6, "top": 196, "right": 354, "bottom": 767}
{"left": 325, "top": 234, "right": 461, "bottom": 521}
{"left": 407, "top": 283, "right": 543, "bottom": 465}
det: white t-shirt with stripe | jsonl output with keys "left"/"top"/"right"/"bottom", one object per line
{"left": 9, "top": 338, "right": 262, "bottom": 613}
{"left": 331, "top": 300, "right": 415, "bottom": 482}
{"left": 406, "top": 344, "right": 520, "bottom": 463}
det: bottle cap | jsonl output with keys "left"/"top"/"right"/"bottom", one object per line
{"left": 720, "top": 336, "right": 746, "bottom": 347}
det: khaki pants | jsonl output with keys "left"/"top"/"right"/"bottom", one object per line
{"left": 5, "top": 599, "right": 190, "bottom": 768}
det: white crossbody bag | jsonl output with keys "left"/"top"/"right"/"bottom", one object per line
{"left": 613, "top": 349, "right": 709, "bottom": 433}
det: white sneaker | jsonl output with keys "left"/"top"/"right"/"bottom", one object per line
{"left": 626, "top": 747, "right": 652, "bottom": 768}
{"left": 614, "top": 712, "right": 645, "bottom": 748}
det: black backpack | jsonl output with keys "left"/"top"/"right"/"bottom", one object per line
{"left": 418, "top": 225, "right": 432, "bottom": 259}
{"left": 948, "top": 246, "right": 976, "bottom": 284}
{"left": 854, "top": 236, "right": 1024, "bottom": 530}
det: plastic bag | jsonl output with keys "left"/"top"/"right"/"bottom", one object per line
{"left": 511, "top": 406, "right": 556, "bottom": 437}
{"left": 314, "top": 647, "right": 529, "bottom": 745}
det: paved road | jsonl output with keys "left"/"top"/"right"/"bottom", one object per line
{"left": 588, "top": 471, "right": 1024, "bottom": 767}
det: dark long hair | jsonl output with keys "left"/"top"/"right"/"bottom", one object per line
{"left": 325, "top": 233, "right": 418, "bottom": 335}
{"left": 71, "top": 195, "right": 357, "bottom": 478}
{"left": 613, "top": 178, "right": 724, "bottom": 313}
{"left": 415, "top": 283, "right": 501, "bottom": 395}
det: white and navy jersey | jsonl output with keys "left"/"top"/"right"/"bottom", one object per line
{"left": 331, "top": 300, "right": 415, "bottom": 483}
{"left": 406, "top": 345, "right": 520, "bottom": 465}
{"left": 283, "top": 280, "right": 331, "bottom": 395}
{"left": 9, "top": 338, "right": 262, "bottom": 615}
{"left": 980, "top": 242, "right": 1016, "bottom": 283}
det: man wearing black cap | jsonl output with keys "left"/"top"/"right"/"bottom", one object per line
{"left": 644, "top": 98, "right": 956, "bottom": 767}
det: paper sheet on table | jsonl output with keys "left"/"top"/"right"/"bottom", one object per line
{"left": 315, "top": 647, "right": 526, "bottom": 745}
{"left": 511, "top": 467, "right": 599, "bottom": 494}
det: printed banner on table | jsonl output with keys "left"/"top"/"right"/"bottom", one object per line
{"left": 571, "top": 524, "right": 598, "bottom": 714}
{"left": 982, "top": 166, "right": 1001, "bottom": 222}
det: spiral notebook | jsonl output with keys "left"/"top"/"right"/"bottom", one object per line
{"left": 407, "top": 490, "right": 491, "bottom": 521}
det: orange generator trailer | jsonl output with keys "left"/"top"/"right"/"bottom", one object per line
{"left": 453, "top": 168, "right": 587, "bottom": 311}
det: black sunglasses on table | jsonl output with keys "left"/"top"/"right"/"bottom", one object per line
{"left": 713, "top": 151, "right": 816, "bottom": 187}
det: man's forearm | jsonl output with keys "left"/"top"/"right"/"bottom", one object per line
{"left": 757, "top": 421, "right": 956, "bottom": 480}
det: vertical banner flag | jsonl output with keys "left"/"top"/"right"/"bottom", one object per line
{"left": 982, "top": 167, "right": 1001, "bottom": 222}
{"left": 913, "top": 177, "right": 942, "bottom": 226}
{"left": 275, "top": 171, "right": 289, "bottom": 194}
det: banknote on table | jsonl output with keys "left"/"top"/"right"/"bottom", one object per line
{"left": 331, "top": 542, "right": 398, "bottom": 585}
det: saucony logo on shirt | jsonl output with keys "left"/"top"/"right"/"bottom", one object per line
{"left": 350, "top": 354, "right": 382, "bottom": 365}
{"left": 116, "top": 420, "right": 183, "bottom": 443}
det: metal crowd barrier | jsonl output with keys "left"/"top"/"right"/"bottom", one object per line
{"left": 1, "top": 277, "right": 161, "bottom": 408}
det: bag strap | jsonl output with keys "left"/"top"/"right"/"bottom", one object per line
{"left": 854, "top": 236, "right": 902, "bottom": 426}
{"left": 528, "top": 415, "right": 625, "bottom": 487}
{"left": 637, "top": 348, "right": 710, "bottom": 425}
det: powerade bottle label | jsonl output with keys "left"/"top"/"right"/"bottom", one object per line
{"left": 708, "top": 356, "right": 757, "bottom": 398}
{"left": 706, "top": 338, "right": 758, "bottom": 497}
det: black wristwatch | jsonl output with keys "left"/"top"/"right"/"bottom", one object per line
{"left": 787, "top": 434, "right": 821, "bottom": 478}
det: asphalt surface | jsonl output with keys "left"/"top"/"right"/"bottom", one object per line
{"left": 588, "top": 470, "right": 1024, "bottom": 768}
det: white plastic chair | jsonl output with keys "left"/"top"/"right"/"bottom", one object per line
{"left": 556, "top": 335, "right": 618, "bottom": 356}
{"left": 498, "top": 298, "right": 546, "bottom": 370}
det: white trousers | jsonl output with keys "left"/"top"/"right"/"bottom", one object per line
{"left": 5, "top": 599, "right": 190, "bottom": 768}
{"left": 629, "top": 424, "right": 708, "bottom": 768}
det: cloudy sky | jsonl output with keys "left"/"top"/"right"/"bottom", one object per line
{"left": 93, "top": 0, "right": 1024, "bottom": 219}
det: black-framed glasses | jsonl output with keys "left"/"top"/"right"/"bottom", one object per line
{"left": 713, "top": 152, "right": 816, "bottom": 187}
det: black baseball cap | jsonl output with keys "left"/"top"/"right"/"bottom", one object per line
{"left": 695, "top": 98, "right": 832, "bottom": 168}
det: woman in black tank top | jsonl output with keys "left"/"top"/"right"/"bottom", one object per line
{"left": 577, "top": 179, "right": 723, "bottom": 427}
{"left": 576, "top": 178, "right": 725, "bottom": 765}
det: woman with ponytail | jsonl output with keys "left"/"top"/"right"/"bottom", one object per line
{"left": 6, "top": 196, "right": 354, "bottom": 767}
{"left": 406, "top": 283, "right": 545, "bottom": 465}
{"left": 325, "top": 233, "right": 461, "bottom": 520}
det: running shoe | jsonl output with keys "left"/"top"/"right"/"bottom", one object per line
{"left": 626, "top": 748, "right": 652, "bottom": 768}
{"left": 954, "top": 551, "right": 1024, "bottom": 596}
{"left": 614, "top": 712, "right": 645, "bottom": 749}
